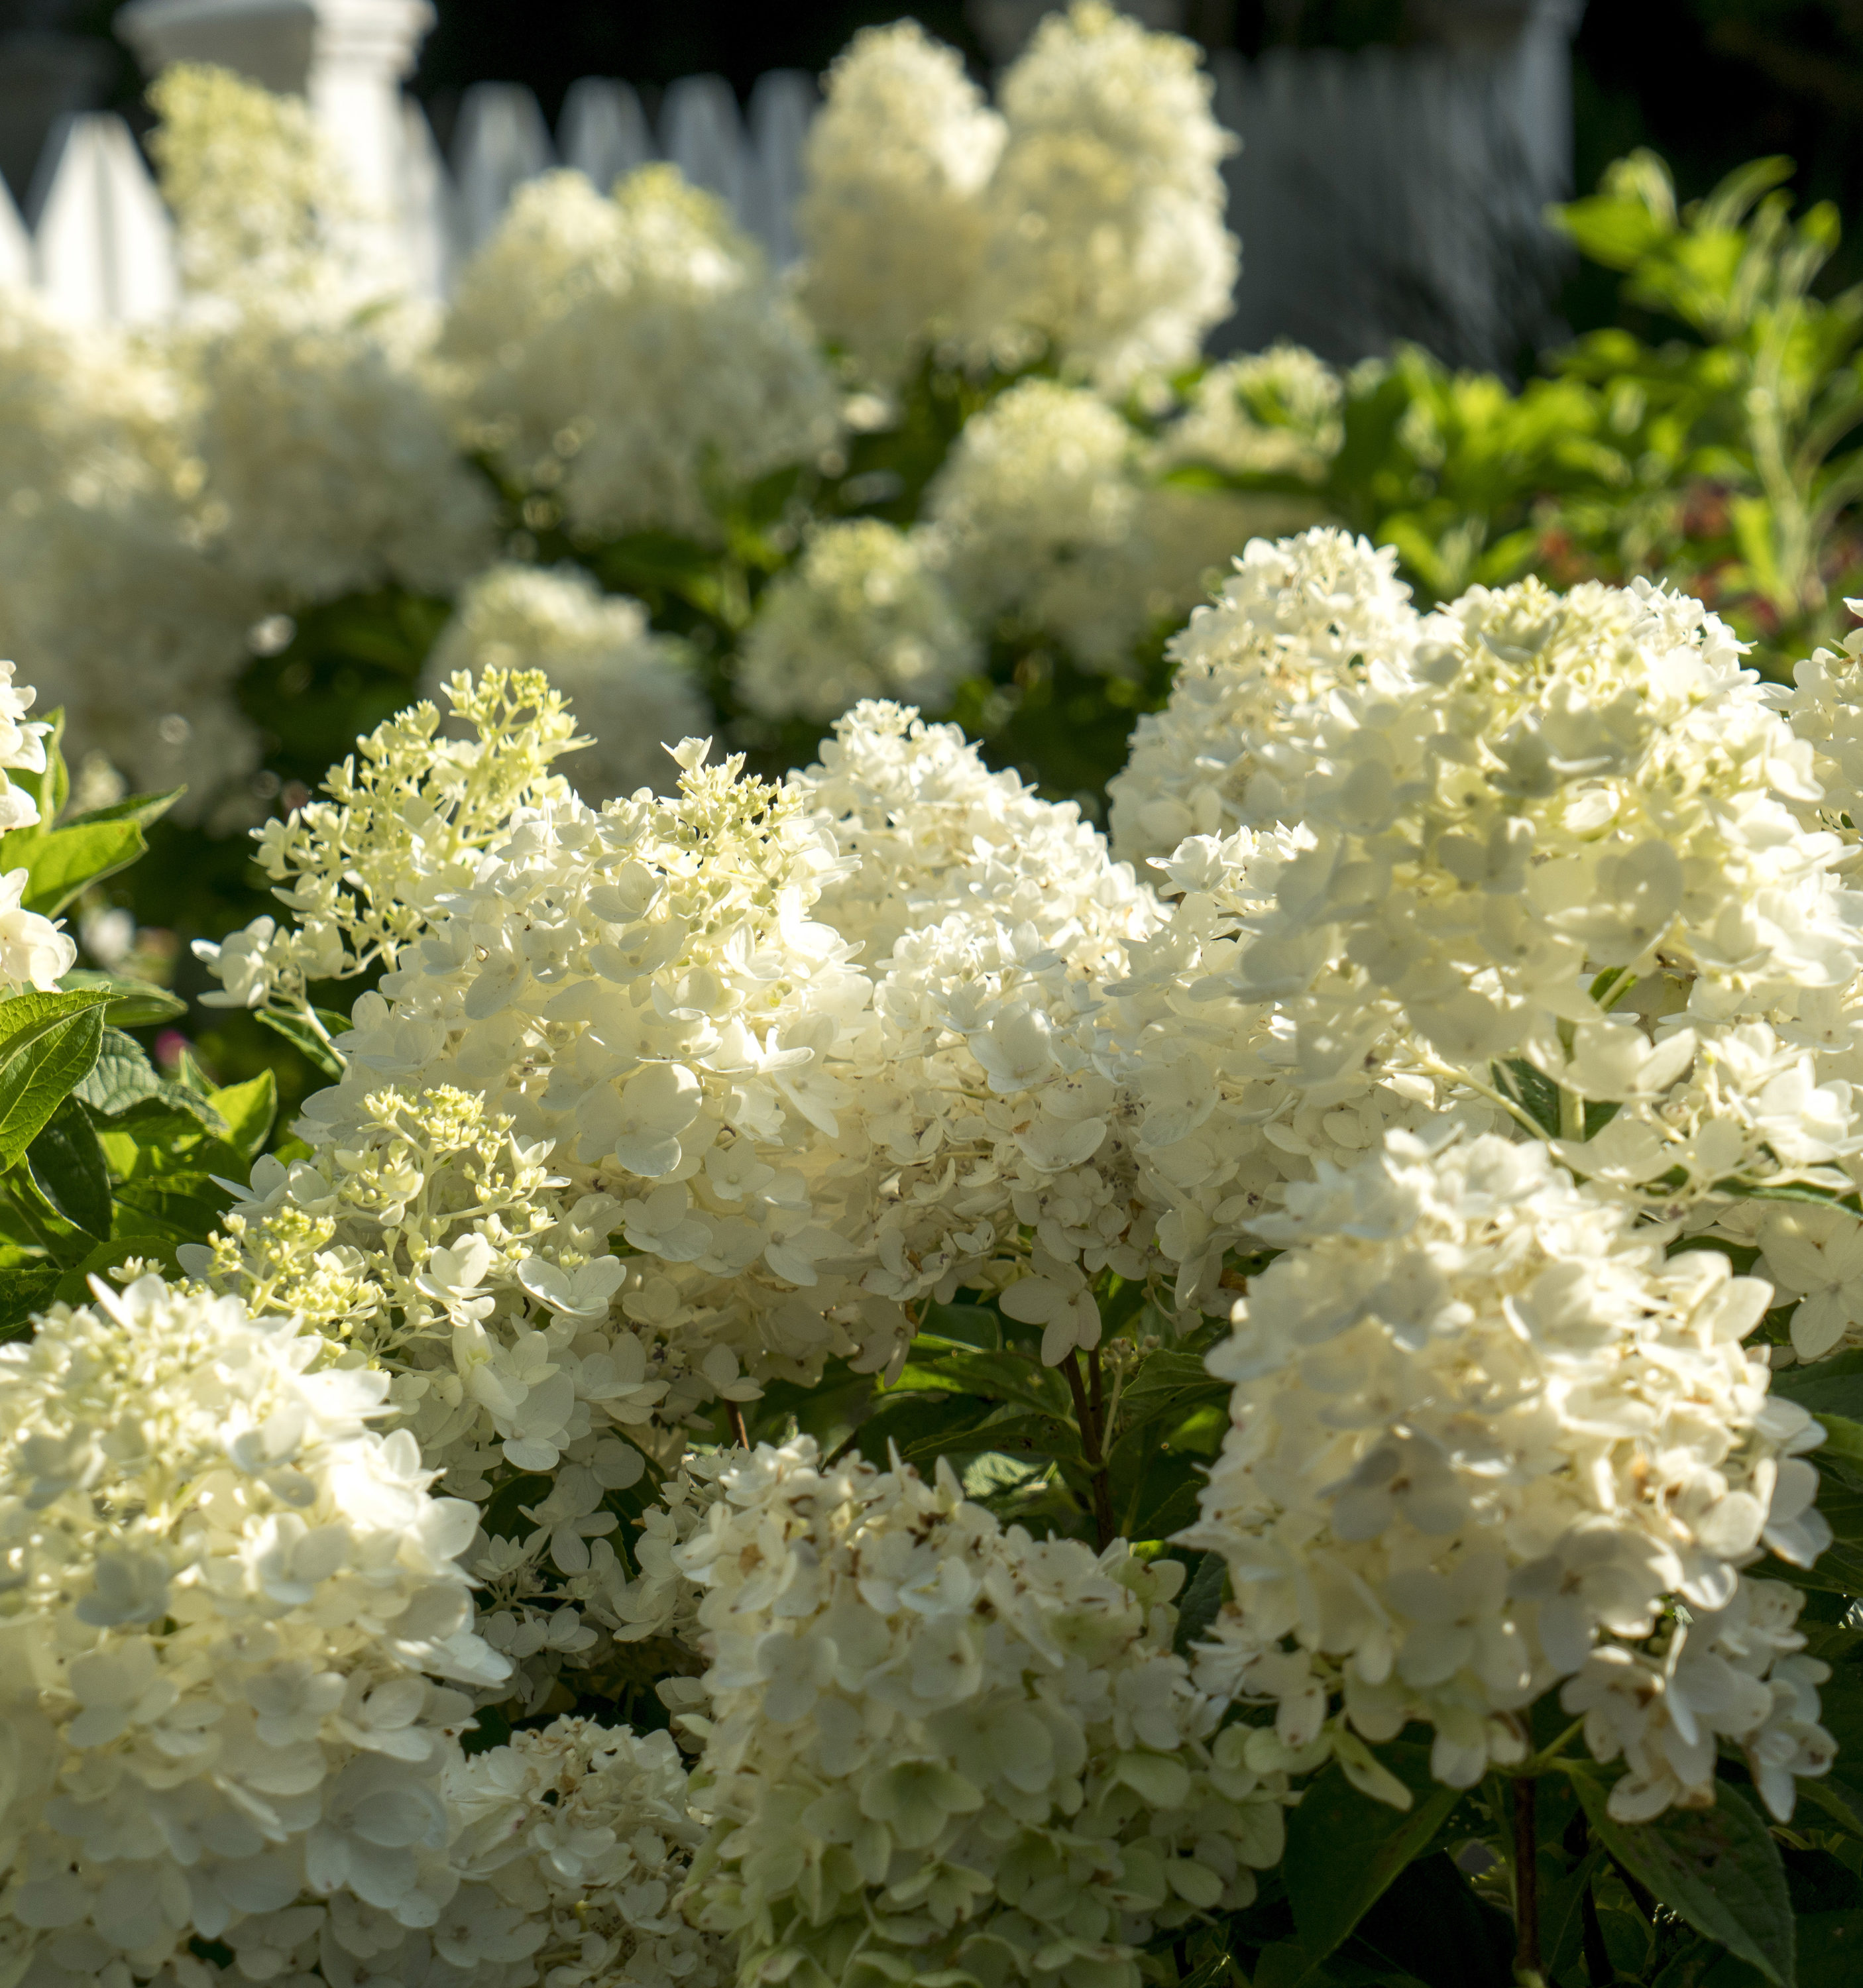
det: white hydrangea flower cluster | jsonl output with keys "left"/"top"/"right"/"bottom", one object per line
{"left": 1109, "top": 536, "right": 1863, "bottom": 1268}
{"left": 1185, "top": 1129, "right": 1834, "bottom": 1820}
{"left": 678, "top": 1438, "right": 1288, "bottom": 1988}
{"left": 736, "top": 520, "right": 980, "bottom": 727}
{"left": 793, "top": 6, "right": 1233, "bottom": 390}
{"left": 192, "top": 309, "right": 497, "bottom": 604}
{"left": 0, "top": 659, "right": 77, "bottom": 993}
{"left": 789, "top": 703, "right": 1162, "bottom": 1360}
{"left": 1107, "top": 528, "right": 1420, "bottom": 865}
{"left": 925, "top": 379, "right": 1174, "bottom": 671}
{"left": 441, "top": 167, "right": 840, "bottom": 543}
{"left": 797, "top": 21, "right": 1006, "bottom": 382}
{"left": 0, "top": 1275, "right": 508, "bottom": 1986}
{"left": 972, "top": 1, "right": 1238, "bottom": 387}
{"left": 440, "top": 1716, "right": 729, "bottom": 1988}
{"left": 214, "top": 729, "right": 893, "bottom": 1430}
{"left": 422, "top": 564, "right": 707, "bottom": 802}
{"left": 1155, "top": 344, "right": 1345, "bottom": 485}
{"left": 194, "top": 667, "right": 582, "bottom": 1017}
{"left": 146, "top": 63, "right": 357, "bottom": 302}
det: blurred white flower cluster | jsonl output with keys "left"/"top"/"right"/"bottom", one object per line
{"left": 0, "top": 657, "right": 76, "bottom": 995}
{"left": 0, "top": 3, "right": 1263, "bottom": 803}
{"left": 803, "top": 1, "right": 1237, "bottom": 388}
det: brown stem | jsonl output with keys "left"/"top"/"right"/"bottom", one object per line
{"left": 726, "top": 1402, "right": 750, "bottom": 1450}
{"left": 1514, "top": 1777, "right": 1542, "bottom": 1983}
{"left": 1062, "top": 1351, "right": 1117, "bottom": 1550}
{"left": 1580, "top": 1876, "right": 1612, "bottom": 1987}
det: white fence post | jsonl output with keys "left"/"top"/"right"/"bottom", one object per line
{"left": 0, "top": 175, "right": 30, "bottom": 294}
{"left": 451, "top": 82, "right": 553, "bottom": 252}
{"left": 117, "top": 0, "right": 436, "bottom": 289}
{"left": 27, "top": 113, "right": 176, "bottom": 327}
{"left": 560, "top": 77, "right": 653, "bottom": 192}
{"left": 659, "top": 74, "right": 749, "bottom": 230}
{"left": 743, "top": 70, "right": 813, "bottom": 268}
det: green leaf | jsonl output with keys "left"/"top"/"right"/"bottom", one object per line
{"left": 26, "top": 1097, "right": 111, "bottom": 1239}
{"left": 1565, "top": 1768, "right": 1794, "bottom": 1987}
{"left": 1282, "top": 1744, "right": 1461, "bottom": 1973}
{"left": 0, "top": 986, "right": 115, "bottom": 1066}
{"left": 61, "top": 785, "right": 184, "bottom": 832}
{"left": 1172, "top": 1550, "right": 1227, "bottom": 1655}
{"left": 56, "top": 970, "right": 186, "bottom": 1030}
{"left": 1770, "top": 1351, "right": 1863, "bottom": 1421}
{"left": 0, "top": 1263, "right": 60, "bottom": 1339}
{"left": 1350, "top": 1851, "right": 1516, "bottom": 1988}
{"left": 13, "top": 819, "right": 146, "bottom": 916}
{"left": 1812, "top": 1410, "right": 1863, "bottom": 1474}
{"left": 0, "top": 1005, "right": 105, "bottom": 1168}
{"left": 206, "top": 1072, "right": 276, "bottom": 1165}
{"left": 254, "top": 1007, "right": 347, "bottom": 1079}
{"left": 72, "top": 1028, "right": 162, "bottom": 1116}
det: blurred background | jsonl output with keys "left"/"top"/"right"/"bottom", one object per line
{"left": 3, "top": 0, "right": 1862, "bottom": 370}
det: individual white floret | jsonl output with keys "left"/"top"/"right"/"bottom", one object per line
{"left": 736, "top": 522, "right": 980, "bottom": 727}
{"left": 970, "top": 0, "right": 1237, "bottom": 387}
{"left": 1184, "top": 1128, "right": 1834, "bottom": 1816}
{"left": 441, "top": 166, "right": 839, "bottom": 543}
{"left": 422, "top": 564, "right": 707, "bottom": 802}
{"left": 796, "top": 21, "right": 1005, "bottom": 379}
{"left": 677, "top": 1437, "right": 1288, "bottom": 1988}
{"left": 0, "top": 1275, "right": 506, "bottom": 1982}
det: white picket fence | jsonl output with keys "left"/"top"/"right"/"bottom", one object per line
{"left": 0, "top": 0, "right": 1583, "bottom": 370}
{"left": 0, "top": 68, "right": 819, "bottom": 329}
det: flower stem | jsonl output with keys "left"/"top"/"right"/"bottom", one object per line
{"left": 726, "top": 1402, "right": 750, "bottom": 1449}
{"left": 1513, "top": 1776, "right": 1544, "bottom": 1987}
{"left": 1063, "top": 1351, "right": 1117, "bottom": 1549}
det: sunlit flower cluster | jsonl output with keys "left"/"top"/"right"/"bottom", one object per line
{"left": 0, "top": 1276, "right": 506, "bottom": 1984}
{"left": 1186, "top": 1128, "right": 1833, "bottom": 1819}
{"left": 0, "top": 659, "right": 77, "bottom": 992}
{"left": 194, "top": 667, "right": 582, "bottom": 1015}
{"left": 423, "top": 563, "right": 707, "bottom": 802}
{"left": 678, "top": 1437, "right": 1288, "bottom": 1988}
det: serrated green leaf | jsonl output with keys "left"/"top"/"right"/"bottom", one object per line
{"left": 254, "top": 1006, "right": 346, "bottom": 1078}
{"left": 56, "top": 969, "right": 186, "bottom": 1030}
{"left": 0, "top": 1263, "right": 60, "bottom": 1339}
{"left": 71, "top": 1027, "right": 161, "bottom": 1117}
{"left": 26, "top": 1097, "right": 111, "bottom": 1239}
{"left": 0, "top": 1005, "right": 104, "bottom": 1168}
{"left": 13, "top": 818, "right": 146, "bottom": 916}
{"left": 0, "top": 986, "right": 114, "bottom": 1066}
{"left": 1565, "top": 1767, "right": 1793, "bottom": 1986}
{"left": 1283, "top": 1745, "right": 1461, "bottom": 1974}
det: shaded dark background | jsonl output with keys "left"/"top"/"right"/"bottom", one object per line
{"left": 3, "top": 0, "right": 1860, "bottom": 329}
